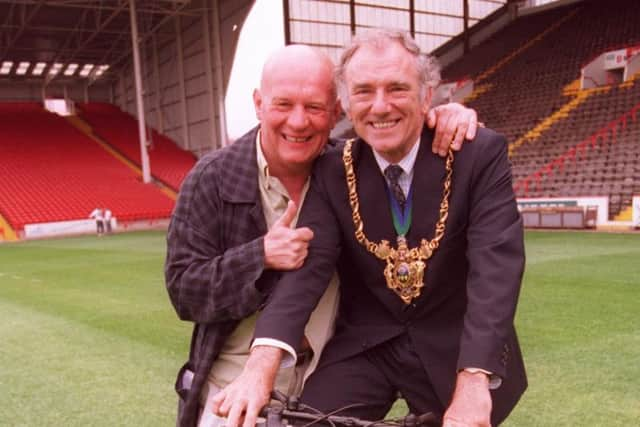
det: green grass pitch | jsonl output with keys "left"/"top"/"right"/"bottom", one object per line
{"left": 1, "top": 230, "right": 638, "bottom": 426}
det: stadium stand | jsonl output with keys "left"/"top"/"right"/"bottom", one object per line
{"left": 0, "top": 102, "right": 176, "bottom": 232}
{"left": 77, "top": 102, "right": 197, "bottom": 192}
{"left": 2, "top": 0, "right": 638, "bottom": 238}
{"left": 441, "top": 0, "right": 640, "bottom": 220}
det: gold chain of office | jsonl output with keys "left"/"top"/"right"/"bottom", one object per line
{"left": 342, "top": 139, "right": 454, "bottom": 304}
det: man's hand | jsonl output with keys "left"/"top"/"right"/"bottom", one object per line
{"left": 427, "top": 103, "right": 479, "bottom": 157}
{"left": 211, "top": 346, "right": 283, "bottom": 427}
{"left": 264, "top": 200, "right": 314, "bottom": 270}
{"left": 442, "top": 370, "right": 492, "bottom": 427}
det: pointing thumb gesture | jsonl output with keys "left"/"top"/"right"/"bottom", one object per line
{"left": 274, "top": 200, "right": 298, "bottom": 229}
{"left": 264, "top": 200, "right": 313, "bottom": 270}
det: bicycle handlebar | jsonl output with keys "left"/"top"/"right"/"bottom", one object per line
{"left": 257, "top": 391, "right": 441, "bottom": 427}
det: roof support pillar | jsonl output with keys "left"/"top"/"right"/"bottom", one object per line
{"left": 409, "top": 0, "right": 415, "bottom": 37}
{"left": 129, "top": 0, "right": 151, "bottom": 183}
{"left": 282, "top": 0, "right": 291, "bottom": 45}
{"left": 174, "top": 14, "right": 191, "bottom": 150}
{"left": 349, "top": 0, "right": 356, "bottom": 36}
{"left": 151, "top": 33, "right": 163, "bottom": 134}
{"left": 210, "top": 0, "right": 228, "bottom": 148}
{"left": 118, "top": 71, "right": 127, "bottom": 110}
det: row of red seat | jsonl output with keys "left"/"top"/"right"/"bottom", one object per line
{"left": 0, "top": 102, "right": 176, "bottom": 230}
{"left": 77, "top": 102, "right": 196, "bottom": 191}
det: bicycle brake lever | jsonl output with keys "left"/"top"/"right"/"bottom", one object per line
{"left": 287, "top": 395, "right": 301, "bottom": 411}
{"left": 416, "top": 412, "right": 441, "bottom": 427}
{"left": 271, "top": 389, "right": 288, "bottom": 403}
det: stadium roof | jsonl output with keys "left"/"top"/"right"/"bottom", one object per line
{"left": 0, "top": 0, "right": 200, "bottom": 83}
{"left": 0, "top": 0, "right": 566, "bottom": 85}
{"left": 283, "top": 0, "right": 511, "bottom": 63}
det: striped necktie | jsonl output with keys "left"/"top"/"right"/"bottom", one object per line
{"left": 384, "top": 164, "right": 406, "bottom": 209}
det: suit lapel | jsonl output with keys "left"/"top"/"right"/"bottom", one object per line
{"left": 408, "top": 128, "right": 446, "bottom": 245}
{"left": 353, "top": 139, "right": 397, "bottom": 244}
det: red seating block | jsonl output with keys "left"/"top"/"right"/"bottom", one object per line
{"left": 77, "top": 102, "right": 196, "bottom": 191}
{"left": 0, "top": 102, "right": 175, "bottom": 230}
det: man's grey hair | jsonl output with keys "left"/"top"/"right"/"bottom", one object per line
{"left": 336, "top": 28, "right": 441, "bottom": 110}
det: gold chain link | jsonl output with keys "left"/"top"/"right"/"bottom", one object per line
{"left": 342, "top": 139, "right": 454, "bottom": 262}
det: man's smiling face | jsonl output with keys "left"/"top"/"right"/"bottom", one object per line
{"left": 344, "top": 40, "right": 430, "bottom": 163}
{"left": 254, "top": 47, "right": 338, "bottom": 176}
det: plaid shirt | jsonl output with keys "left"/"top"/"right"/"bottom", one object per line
{"left": 165, "top": 126, "right": 337, "bottom": 426}
{"left": 166, "top": 126, "right": 277, "bottom": 426}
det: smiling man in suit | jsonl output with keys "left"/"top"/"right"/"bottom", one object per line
{"left": 212, "top": 30, "right": 526, "bottom": 427}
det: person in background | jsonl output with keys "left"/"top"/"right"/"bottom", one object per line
{"left": 88, "top": 207, "right": 104, "bottom": 236}
{"left": 104, "top": 208, "right": 113, "bottom": 234}
{"left": 165, "top": 43, "right": 480, "bottom": 427}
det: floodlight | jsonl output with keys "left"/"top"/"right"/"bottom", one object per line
{"left": 16, "top": 61, "right": 30, "bottom": 75}
{"left": 32, "top": 62, "right": 47, "bottom": 76}
{"left": 80, "top": 64, "right": 95, "bottom": 77}
{"left": 49, "top": 63, "right": 63, "bottom": 75}
{"left": 64, "top": 63, "right": 79, "bottom": 76}
{"left": 0, "top": 61, "right": 12, "bottom": 75}
{"left": 1, "top": 61, "right": 13, "bottom": 68}
{"left": 95, "top": 64, "right": 110, "bottom": 76}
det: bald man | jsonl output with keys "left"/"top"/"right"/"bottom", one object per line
{"left": 165, "top": 44, "right": 479, "bottom": 427}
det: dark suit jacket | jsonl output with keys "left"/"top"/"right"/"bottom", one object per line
{"left": 165, "top": 127, "right": 280, "bottom": 427}
{"left": 255, "top": 126, "right": 527, "bottom": 425}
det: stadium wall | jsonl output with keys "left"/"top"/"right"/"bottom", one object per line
{"left": 113, "top": 0, "right": 253, "bottom": 158}
{"left": 0, "top": 80, "right": 111, "bottom": 103}
{"left": 433, "top": 4, "right": 515, "bottom": 69}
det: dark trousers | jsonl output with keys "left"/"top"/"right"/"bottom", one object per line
{"left": 300, "top": 333, "right": 444, "bottom": 421}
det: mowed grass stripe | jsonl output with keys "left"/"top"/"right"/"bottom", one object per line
{"left": 506, "top": 231, "right": 639, "bottom": 426}
{"left": 512, "top": 330, "right": 640, "bottom": 426}
{"left": 523, "top": 230, "right": 640, "bottom": 265}
{"left": 0, "top": 232, "right": 189, "bottom": 357}
{"left": 0, "top": 232, "right": 189, "bottom": 426}
{"left": 0, "top": 299, "right": 179, "bottom": 426}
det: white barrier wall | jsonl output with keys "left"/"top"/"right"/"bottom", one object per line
{"left": 24, "top": 219, "right": 116, "bottom": 239}
{"left": 433, "top": 79, "right": 474, "bottom": 107}
{"left": 517, "top": 197, "right": 609, "bottom": 226}
{"left": 633, "top": 195, "right": 640, "bottom": 228}
{"left": 581, "top": 53, "right": 607, "bottom": 88}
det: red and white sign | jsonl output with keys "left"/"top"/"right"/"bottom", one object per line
{"left": 604, "top": 44, "right": 640, "bottom": 70}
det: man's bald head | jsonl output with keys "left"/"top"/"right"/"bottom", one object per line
{"left": 253, "top": 44, "right": 341, "bottom": 178}
{"left": 260, "top": 44, "right": 337, "bottom": 101}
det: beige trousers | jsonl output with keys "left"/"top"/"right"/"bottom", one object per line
{"left": 197, "top": 354, "right": 312, "bottom": 427}
{"left": 197, "top": 382, "right": 226, "bottom": 427}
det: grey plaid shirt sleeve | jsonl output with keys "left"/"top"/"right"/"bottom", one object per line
{"left": 165, "top": 156, "right": 267, "bottom": 324}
